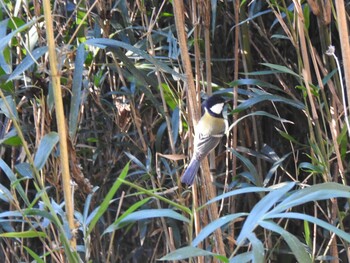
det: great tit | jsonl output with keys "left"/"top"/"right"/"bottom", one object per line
{"left": 181, "top": 95, "right": 226, "bottom": 185}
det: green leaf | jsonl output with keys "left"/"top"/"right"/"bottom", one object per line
{"left": 0, "top": 159, "right": 29, "bottom": 205}
{"left": 159, "top": 246, "right": 228, "bottom": 262}
{"left": 233, "top": 9, "right": 271, "bottom": 29}
{"left": 263, "top": 153, "right": 291, "bottom": 186}
{"left": 269, "top": 212, "right": 350, "bottom": 243}
{"left": 237, "top": 182, "right": 296, "bottom": 244}
{"left": 229, "top": 78, "right": 281, "bottom": 91}
{"left": 248, "top": 233, "right": 265, "bottom": 263}
{"left": 298, "top": 162, "right": 324, "bottom": 173}
{"left": 230, "top": 251, "right": 254, "bottom": 263}
{"left": 0, "top": 183, "right": 13, "bottom": 202}
{"left": 125, "top": 152, "right": 146, "bottom": 171}
{"left": 0, "top": 20, "right": 11, "bottom": 74}
{"left": 192, "top": 213, "right": 248, "bottom": 247}
{"left": 303, "top": 220, "right": 311, "bottom": 247}
{"left": 161, "top": 83, "right": 177, "bottom": 110}
{"left": 0, "top": 129, "right": 22, "bottom": 146}
{"left": 171, "top": 106, "right": 179, "bottom": 145}
{"left": 0, "top": 230, "right": 46, "bottom": 238}
{"left": 0, "top": 18, "right": 41, "bottom": 53}
{"left": 205, "top": 186, "right": 271, "bottom": 206}
{"left": 235, "top": 93, "right": 305, "bottom": 112}
{"left": 268, "top": 183, "right": 350, "bottom": 215}
{"left": 23, "top": 208, "right": 59, "bottom": 227}
{"left": 275, "top": 127, "right": 303, "bottom": 145}
{"left": 7, "top": 46, "right": 48, "bottom": 82}
{"left": 156, "top": 122, "right": 167, "bottom": 153}
{"left": 229, "top": 149, "right": 262, "bottom": 186}
{"left": 87, "top": 163, "right": 129, "bottom": 236}
{"left": 230, "top": 111, "right": 293, "bottom": 131}
{"left": 112, "top": 48, "right": 158, "bottom": 88}
{"left": 260, "top": 63, "right": 300, "bottom": 78}
{"left": 260, "top": 220, "right": 311, "bottom": 263}
{"left": 23, "top": 246, "right": 45, "bottom": 263}
{"left": 102, "top": 197, "right": 151, "bottom": 235}
{"left": 85, "top": 38, "right": 185, "bottom": 81}
{"left": 106, "top": 209, "right": 189, "bottom": 231}
{"left": 15, "top": 162, "right": 33, "bottom": 178}
{"left": 69, "top": 43, "right": 86, "bottom": 139}
{"left": 82, "top": 186, "right": 99, "bottom": 224}
{"left": 0, "top": 95, "right": 18, "bottom": 120}
{"left": 34, "top": 132, "right": 59, "bottom": 171}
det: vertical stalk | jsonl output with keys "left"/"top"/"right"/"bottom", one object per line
{"left": 173, "top": 0, "right": 225, "bottom": 258}
{"left": 190, "top": 2, "right": 204, "bottom": 262}
{"left": 228, "top": 0, "right": 240, "bottom": 252}
{"left": 42, "top": 0, "right": 76, "bottom": 248}
{"left": 335, "top": 0, "right": 350, "bottom": 118}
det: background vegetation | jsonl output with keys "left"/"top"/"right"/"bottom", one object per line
{"left": 0, "top": 0, "right": 350, "bottom": 262}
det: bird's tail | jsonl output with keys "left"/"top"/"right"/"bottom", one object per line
{"left": 181, "top": 158, "right": 200, "bottom": 185}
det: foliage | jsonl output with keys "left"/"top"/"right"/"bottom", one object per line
{"left": 0, "top": 0, "right": 349, "bottom": 262}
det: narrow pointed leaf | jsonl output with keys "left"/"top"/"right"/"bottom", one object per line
{"left": 0, "top": 230, "right": 46, "bottom": 238}
{"left": 259, "top": 220, "right": 311, "bottom": 263}
{"left": 160, "top": 246, "right": 228, "bottom": 262}
{"left": 237, "top": 182, "right": 295, "bottom": 244}
{"left": 269, "top": 212, "right": 350, "bottom": 243}
{"left": 87, "top": 163, "right": 129, "bottom": 235}
{"left": 34, "top": 132, "right": 59, "bottom": 170}
{"left": 192, "top": 213, "right": 248, "bottom": 247}
{"left": 85, "top": 38, "right": 185, "bottom": 81}
{"left": 69, "top": 43, "right": 86, "bottom": 139}
{"left": 102, "top": 197, "right": 151, "bottom": 235}
{"left": 8, "top": 46, "right": 48, "bottom": 82}
{"left": 105, "top": 209, "right": 189, "bottom": 233}
{"left": 0, "top": 95, "right": 18, "bottom": 120}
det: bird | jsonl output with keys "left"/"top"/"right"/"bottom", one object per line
{"left": 181, "top": 94, "right": 227, "bottom": 185}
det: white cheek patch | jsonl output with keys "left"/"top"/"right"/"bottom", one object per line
{"left": 210, "top": 103, "right": 224, "bottom": 115}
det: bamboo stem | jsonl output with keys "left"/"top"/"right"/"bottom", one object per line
{"left": 335, "top": 0, "right": 350, "bottom": 128}
{"left": 173, "top": 0, "right": 226, "bottom": 258}
{"left": 42, "top": 0, "right": 76, "bottom": 248}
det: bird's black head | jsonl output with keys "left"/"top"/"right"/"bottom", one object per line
{"left": 202, "top": 95, "right": 225, "bottom": 118}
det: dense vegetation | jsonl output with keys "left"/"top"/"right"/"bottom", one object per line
{"left": 0, "top": 0, "right": 350, "bottom": 262}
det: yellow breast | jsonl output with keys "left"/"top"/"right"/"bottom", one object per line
{"left": 196, "top": 111, "right": 226, "bottom": 136}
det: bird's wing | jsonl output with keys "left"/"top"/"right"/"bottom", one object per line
{"left": 194, "top": 133, "right": 223, "bottom": 160}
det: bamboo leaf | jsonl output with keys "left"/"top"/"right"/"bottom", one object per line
{"left": 269, "top": 212, "right": 350, "bottom": 243}
{"left": 260, "top": 62, "right": 300, "bottom": 78}
{"left": 105, "top": 208, "right": 189, "bottom": 233}
{"left": 192, "top": 213, "right": 248, "bottom": 247}
{"left": 171, "top": 106, "right": 179, "bottom": 144}
{"left": 260, "top": 220, "right": 311, "bottom": 263}
{"left": 235, "top": 93, "right": 305, "bottom": 112}
{"left": 0, "top": 95, "right": 18, "bottom": 120}
{"left": 205, "top": 186, "right": 271, "bottom": 206}
{"left": 85, "top": 38, "right": 185, "bottom": 81}
{"left": 268, "top": 183, "right": 350, "bottom": 215}
{"left": 69, "top": 43, "right": 86, "bottom": 139}
{"left": 0, "top": 159, "right": 29, "bottom": 205}
{"left": 87, "top": 163, "right": 129, "bottom": 236}
{"left": 34, "top": 132, "right": 59, "bottom": 171}
{"left": 7, "top": 46, "right": 48, "bottom": 82}
{"left": 160, "top": 246, "right": 228, "bottom": 262}
{"left": 102, "top": 197, "right": 151, "bottom": 235}
{"left": 229, "top": 148, "right": 262, "bottom": 186}
{"left": 23, "top": 246, "right": 45, "bottom": 263}
{"left": 248, "top": 233, "right": 265, "bottom": 263}
{"left": 230, "top": 251, "right": 254, "bottom": 263}
{"left": 0, "top": 18, "right": 40, "bottom": 52}
{"left": 237, "top": 182, "right": 295, "bottom": 244}
{"left": 0, "top": 230, "right": 46, "bottom": 238}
